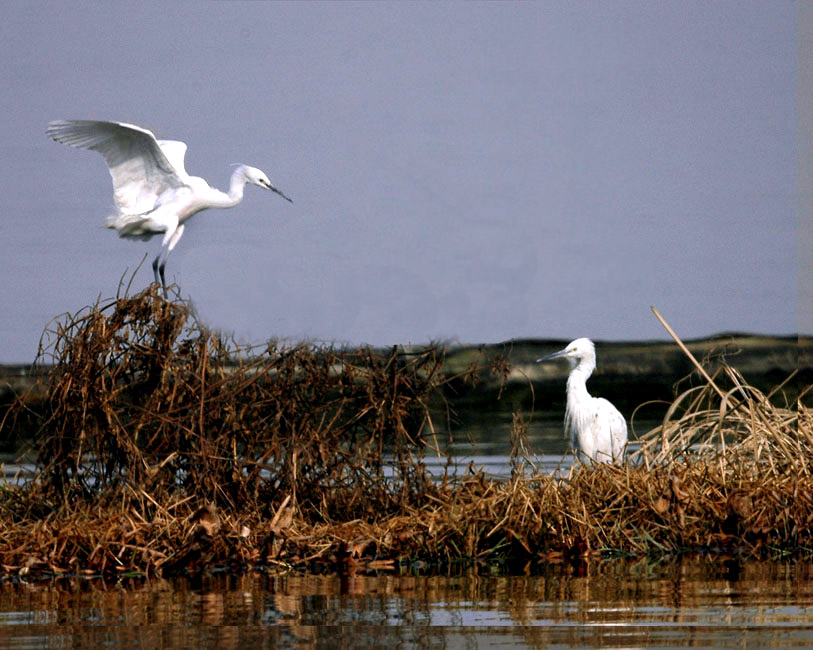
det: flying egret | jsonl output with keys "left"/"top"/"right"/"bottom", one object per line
{"left": 537, "top": 338, "right": 627, "bottom": 465}
{"left": 46, "top": 119, "right": 292, "bottom": 291}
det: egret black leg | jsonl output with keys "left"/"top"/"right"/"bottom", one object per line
{"left": 152, "top": 256, "right": 160, "bottom": 283}
{"left": 152, "top": 254, "right": 168, "bottom": 296}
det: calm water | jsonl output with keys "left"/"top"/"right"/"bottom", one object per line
{"left": 0, "top": 558, "right": 810, "bottom": 648}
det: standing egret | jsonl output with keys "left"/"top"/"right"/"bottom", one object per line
{"left": 537, "top": 338, "right": 627, "bottom": 465}
{"left": 46, "top": 120, "right": 292, "bottom": 292}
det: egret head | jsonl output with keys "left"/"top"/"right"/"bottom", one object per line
{"left": 536, "top": 337, "right": 596, "bottom": 369}
{"left": 238, "top": 165, "right": 293, "bottom": 203}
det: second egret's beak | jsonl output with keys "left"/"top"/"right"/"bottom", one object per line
{"left": 536, "top": 347, "right": 568, "bottom": 363}
{"left": 270, "top": 184, "right": 293, "bottom": 203}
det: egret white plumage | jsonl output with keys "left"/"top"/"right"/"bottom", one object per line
{"left": 537, "top": 338, "right": 627, "bottom": 465}
{"left": 46, "top": 120, "right": 292, "bottom": 291}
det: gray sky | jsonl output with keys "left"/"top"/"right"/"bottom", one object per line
{"left": 0, "top": 2, "right": 799, "bottom": 363}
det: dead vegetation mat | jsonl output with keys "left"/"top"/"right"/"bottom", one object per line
{"left": 0, "top": 288, "right": 809, "bottom": 579}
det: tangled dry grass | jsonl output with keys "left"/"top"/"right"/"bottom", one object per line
{"left": 0, "top": 288, "right": 808, "bottom": 578}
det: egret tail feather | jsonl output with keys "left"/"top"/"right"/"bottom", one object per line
{"left": 105, "top": 213, "right": 158, "bottom": 241}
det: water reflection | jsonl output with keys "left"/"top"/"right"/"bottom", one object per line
{"left": 0, "top": 558, "right": 810, "bottom": 648}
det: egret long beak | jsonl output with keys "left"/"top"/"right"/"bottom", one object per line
{"left": 536, "top": 348, "right": 568, "bottom": 363}
{"left": 270, "top": 184, "right": 293, "bottom": 203}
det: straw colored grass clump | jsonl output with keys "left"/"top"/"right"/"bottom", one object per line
{"left": 0, "top": 288, "right": 808, "bottom": 578}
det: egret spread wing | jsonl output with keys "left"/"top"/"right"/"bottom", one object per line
{"left": 157, "top": 140, "right": 190, "bottom": 181}
{"left": 46, "top": 120, "right": 187, "bottom": 214}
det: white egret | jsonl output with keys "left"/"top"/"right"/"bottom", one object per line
{"left": 537, "top": 338, "right": 627, "bottom": 465}
{"left": 46, "top": 119, "right": 292, "bottom": 291}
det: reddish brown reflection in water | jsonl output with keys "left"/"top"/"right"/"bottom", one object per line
{"left": 0, "top": 558, "right": 810, "bottom": 649}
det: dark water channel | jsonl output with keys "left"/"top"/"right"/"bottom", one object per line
{"left": 0, "top": 558, "right": 810, "bottom": 649}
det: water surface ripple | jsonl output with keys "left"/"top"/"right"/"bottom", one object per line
{"left": 0, "top": 558, "right": 810, "bottom": 648}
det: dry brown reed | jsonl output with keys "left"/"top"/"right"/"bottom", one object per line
{"left": 0, "top": 290, "right": 808, "bottom": 579}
